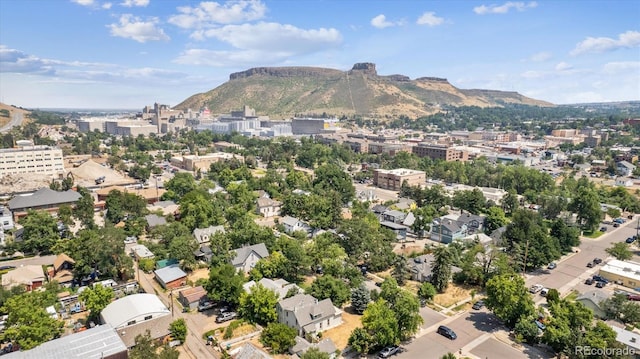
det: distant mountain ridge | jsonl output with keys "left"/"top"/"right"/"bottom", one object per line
{"left": 199, "top": 63, "right": 551, "bottom": 119}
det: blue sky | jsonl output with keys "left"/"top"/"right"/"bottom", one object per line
{"left": 0, "top": 0, "right": 639, "bottom": 109}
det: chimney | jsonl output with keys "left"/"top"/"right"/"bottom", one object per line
{"left": 632, "top": 337, "right": 636, "bottom": 343}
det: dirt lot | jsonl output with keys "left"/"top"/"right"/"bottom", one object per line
{"left": 434, "top": 284, "right": 473, "bottom": 308}
{"left": 323, "top": 307, "right": 362, "bottom": 350}
{"left": 188, "top": 268, "right": 209, "bottom": 283}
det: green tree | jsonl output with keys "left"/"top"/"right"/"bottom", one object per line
{"left": 393, "top": 291, "right": 423, "bottom": 340}
{"left": 440, "top": 354, "right": 457, "bottom": 359}
{"left": 1, "top": 291, "right": 63, "bottom": 350}
{"left": 485, "top": 274, "right": 535, "bottom": 328}
{"left": 514, "top": 317, "right": 540, "bottom": 344}
{"left": 569, "top": 180, "right": 603, "bottom": 232}
{"left": 79, "top": 284, "right": 114, "bottom": 322}
{"left": 502, "top": 189, "right": 519, "bottom": 215}
{"left": 20, "top": 210, "right": 59, "bottom": 254}
{"left": 418, "top": 282, "right": 436, "bottom": 302}
{"left": 57, "top": 204, "right": 74, "bottom": 228}
{"left": 347, "top": 327, "right": 373, "bottom": 355}
{"left": 239, "top": 283, "right": 279, "bottom": 325}
{"left": 178, "top": 190, "right": 224, "bottom": 231}
{"left": 163, "top": 172, "right": 197, "bottom": 201}
{"left": 169, "top": 318, "right": 187, "bottom": 343}
{"left": 168, "top": 234, "right": 199, "bottom": 271}
{"left": 350, "top": 284, "right": 371, "bottom": 314}
{"left": 504, "top": 209, "right": 560, "bottom": 270}
{"left": 452, "top": 189, "right": 486, "bottom": 215}
{"left": 307, "top": 275, "right": 350, "bottom": 307}
{"left": 74, "top": 186, "right": 95, "bottom": 229}
{"left": 361, "top": 299, "right": 399, "bottom": 348}
{"left": 206, "top": 263, "right": 245, "bottom": 306}
{"left": 549, "top": 219, "right": 580, "bottom": 253}
{"left": 545, "top": 288, "right": 560, "bottom": 304}
{"left": 300, "top": 347, "right": 331, "bottom": 359}
{"left": 483, "top": 206, "right": 507, "bottom": 235}
{"left": 260, "top": 322, "right": 297, "bottom": 354}
{"left": 606, "top": 242, "right": 633, "bottom": 261}
{"left": 312, "top": 163, "right": 355, "bottom": 204}
{"left": 391, "top": 255, "right": 411, "bottom": 286}
{"left": 430, "top": 246, "right": 453, "bottom": 292}
{"left": 129, "top": 330, "right": 180, "bottom": 359}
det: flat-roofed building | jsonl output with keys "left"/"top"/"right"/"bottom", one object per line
{"left": 0, "top": 145, "right": 64, "bottom": 177}
{"left": 599, "top": 260, "right": 640, "bottom": 289}
{"left": 412, "top": 143, "right": 468, "bottom": 162}
{"left": 373, "top": 168, "right": 426, "bottom": 191}
{"left": 291, "top": 118, "right": 339, "bottom": 135}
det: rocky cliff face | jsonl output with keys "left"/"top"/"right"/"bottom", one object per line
{"left": 229, "top": 66, "right": 341, "bottom": 80}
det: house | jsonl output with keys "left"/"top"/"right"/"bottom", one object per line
{"left": 147, "top": 200, "right": 179, "bottom": 216}
{"left": 576, "top": 290, "right": 610, "bottom": 318}
{"left": 178, "top": 286, "right": 207, "bottom": 310}
{"left": 610, "top": 325, "right": 640, "bottom": 357}
{"left": 256, "top": 197, "right": 282, "bottom": 218}
{"left": 371, "top": 204, "right": 388, "bottom": 215}
{"left": 194, "top": 245, "right": 213, "bottom": 263}
{"left": 409, "top": 254, "right": 462, "bottom": 282}
{"left": 382, "top": 209, "right": 407, "bottom": 224}
{"left": 430, "top": 218, "right": 466, "bottom": 244}
{"left": 48, "top": 253, "right": 75, "bottom": 287}
{"left": 276, "top": 294, "right": 343, "bottom": 337}
{"left": 617, "top": 160, "right": 636, "bottom": 176}
{"left": 154, "top": 265, "right": 187, "bottom": 289}
{"left": 0, "top": 206, "right": 14, "bottom": 230}
{"left": 243, "top": 278, "right": 301, "bottom": 299}
{"left": 1, "top": 265, "right": 45, "bottom": 291}
{"left": 380, "top": 221, "right": 407, "bottom": 242}
{"left": 4, "top": 323, "right": 128, "bottom": 359}
{"left": 280, "top": 216, "right": 311, "bottom": 234}
{"left": 290, "top": 336, "right": 338, "bottom": 359}
{"left": 455, "top": 213, "right": 484, "bottom": 233}
{"left": 230, "top": 243, "right": 269, "bottom": 273}
{"left": 100, "top": 293, "right": 172, "bottom": 348}
{"left": 7, "top": 188, "right": 81, "bottom": 221}
{"left": 229, "top": 343, "right": 272, "bottom": 359}
{"left": 193, "top": 225, "right": 225, "bottom": 245}
{"left": 615, "top": 177, "right": 635, "bottom": 187}
{"left": 600, "top": 260, "right": 640, "bottom": 289}
{"left": 144, "top": 214, "right": 167, "bottom": 229}
{"left": 395, "top": 198, "right": 416, "bottom": 211}
{"left": 131, "top": 244, "right": 154, "bottom": 260}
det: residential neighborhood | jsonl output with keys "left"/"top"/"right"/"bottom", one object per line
{"left": 0, "top": 102, "right": 639, "bottom": 359}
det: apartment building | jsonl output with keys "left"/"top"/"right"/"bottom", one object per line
{"left": 0, "top": 145, "right": 64, "bottom": 177}
{"left": 412, "top": 143, "right": 468, "bottom": 162}
{"left": 373, "top": 168, "right": 426, "bottom": 191}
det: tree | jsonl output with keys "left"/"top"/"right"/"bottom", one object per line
{"left": 441, "top": 354, "right": 457, "bottom": 359}
{"left": 57, "top": 204, "right": 74, "bottom": 228}
{"left": 545, "top": 288, "right": 560, "bottom": 304}
{"left": 549, "top": 219, "right": 580, "bottom": 253}
{"left": 163, "top": 172, "right": 197, "bottom": 201}
{"left": 350, "top": 284, "right": 371, "bottom": 314}
{"left": 502, "top": 190, "right": 519, "bottom": 215}
{"left": 307, "top": 275, "right": 350, "bottom": 307}
{"left": 300, "top": 347, "right": 331, "bottom": 359}
{"left": 178, "top": 190, "right": 223, "bottom": 231}
{"left": 569, "top": 181, "right": 602, "bottom": 232}
{"left": 206, "top": 263, "right": 245, "bottom": 306}
{"left": 168, "top": 234, "right": 199, "bottom": 271}
{"left": 485, "top": 274, "right": 535, "bottom": 328}
{"left": 1, "top": 291, "right": 63, "bottom": 350}
{"left": 260, "top": 322, "right": 297, "bottom": 354}
{"left": 418, "top": 282, "right": 436, "bottom": 302}
{"left": 483, "top": 206, "right": 507, "bottom": 235}
{"left": 391, "top": 255, "right": 411, "bottom": 286}
{"left": 393, "top": 291, "right": 423, "bottom": 340}
{"left": 347, "top": 327, "right": 373, "bottom": 355}
{"left": 606, "top": 242, "right": 633, "bottom": 261}
{"left": 20, "top": 210, "right": 59, "bottom": 254}
{"left": 361, "top": 299, "right": 399, "bottom": 348}
{"left": 312, "top": 163, "right": 355, "bottom": 204}
{"left": 239, "top": 283, "right": 279, "bottom": 325}
{"left": 504, "top": 209, "right": 560, "bottom": 270}
{"left": 169, "top": 318, "right": 187, "bottom": 343}
{"left": 74, "top": 186, "right": 95, "bottom": 229}
{"left": 129, "top": 330, "right": 180, "bottom": 359}
{"left": 430, "top": 246, "right": 453, "bottom": 292}
{"left": 452, "top": 189, "right": 486, "bottom": 215}
{"left": 79, "top": 284, "right": 114, "bottom": 322}
{"left": 514, "top": 317, "right": 540, "bottom": 344}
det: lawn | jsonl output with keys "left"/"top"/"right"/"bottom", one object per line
{"left": 434, "top": 285, "right": 474, "bottom": 308}
{"left": 563, "top": 290, "right": 580, "bottom": 302}
{"left": 322, "top": 308, "right": 362, "bottom": 350}
{"left": 583, "top": 230, "right": 604, "bottom": 238}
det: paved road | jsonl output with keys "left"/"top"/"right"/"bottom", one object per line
{"left": 0, "top": 112, "right": 23, "bottom": 133}
{"left": 525, "top": 216, "right": 640, "bottom": 303}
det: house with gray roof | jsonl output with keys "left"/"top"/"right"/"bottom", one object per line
{"left": 610, "top": 325, "right": 640, "bottom": 355}
{"left": 243, "top": 278, "right": 301, "bottom": 299}
{"left": 194, "top": 245, "right": 213, "bottom": 263}
{"left": 430, "top": 213, "right": 485, "bottom": 244}
{"left": 256, "top": 197, "right": 282, "bottom": 218}
{"left": 154, "top": 265, "right": 187, "bottom": 289}
{"left": 617, "top": 160, "right": 636, "bottom": 176}
{"left": 193, "top": 225, "right": 225, "bottom": 245}
{"left": 145, "top": 214, "right": 167, "bottom": 229}
{"left": 290, "top": 336, "right": 338, "bottom": 359}
{"left": 409, "top": 254, "right": 462, "bottom": 282}
{"left": 280, "top": 216, "right": 311, "bottom": 235}
{"left": 576, "top": 290, "right": 611, "bottom": 318}
{"left": 230, "top": 243, "right": 269, "bottom": 273}
{"left": 229, "top": 343, "right": 271, "bottom": 359}
{"left": 276, "top": 293, "right": 343, "bottom": 337}
{"left": 382, "top": 209, "right": 407, "bottom": 224}
{"left": 7, "top": 188, "right": 81, "bottom": 221}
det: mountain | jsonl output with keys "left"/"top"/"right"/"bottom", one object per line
{"left": 175, "top": 63, "right": 554, "bottom": 119}
{"left": 0, "top": 102, "right": 30, "bottom": 128}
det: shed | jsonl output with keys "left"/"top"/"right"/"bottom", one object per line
{"left": 178, "top": 286, "right": 207, "bottom": 310}
{"left": 154, "top": 265, "right": 187, "bottom": 289}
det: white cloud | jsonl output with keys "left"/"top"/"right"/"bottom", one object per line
{"left": 555, "top": 62, "right": 573, "bottom": 71}
{"left": 102, "top": 2, "right": 112, "bottom": 9}
{"left": 521, "top": 70, "right": 543, "bottom": 79}
{"left": 416, "top": 12, "right": 444, "bottom": 27}
{"left": 529, "top": 51, "right": 551, "bottom": 62}
{"left": 121, "top": 0, "right": 149, "bottom": 7}
{"left": 602, "top": 61, "right": 640, "bottom": 75}
{"left": 370, "top": 14, "right": 396, "bottom": 29}
{"left": 108, "top": 15, "right": 169, "bottom": 43}
{"left": 71, "top": 0, "right": 95, "bottom": 6}
{"left": 473, "top": 1, "right": 537, "bottom": 15}
{"left": 169, "top": 0, "right": 267, "bottom": 29}
{"left": 571, "top": 30, "right": 640, "bottom": 55}
{"left": 174, "top": 48, "right": 292, "bottom": 67}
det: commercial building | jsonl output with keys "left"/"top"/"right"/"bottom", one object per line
{"left": 373, "top": 168, "right": 426, "bottom": 191}
{"left": 599, "top": 260, "right": 640, "bottom": 289}
{"left": 100, "top": 293, "right": 171, "bottom": 348}
{"left": 170, "top": 153, "right": 244, "bottom": 172}
{"left": 7, "top": 188, "right": 82, "bottom": 221}
{"left": 291, "top": 118, "right": 339, "bottom": 135}
{"left": 412, "top": 143, "right": 468, "bottom": 162}
{"left": 0, "top": 145, "right": 64, "bottom": 177}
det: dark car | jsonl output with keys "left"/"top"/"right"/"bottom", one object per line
{"left": 437, "top": 325, "right": 457, "bottom": 340}
{"left": 420, "top": 298, "right": 427, "bottom": 307}
{"left": 596, "top": 281, "right": 606, "bottom": 288}
{"left": 593, "top": 258, "right": 603, "bottom": 264}
{"left": 215, "top": 311, "right": 237, "bottom": 323}
{"left": 378, "top": 346, "right": 401, "bottom": 358}
{"left": 593, "top": 275, "right": 609, "bottom": 284}
{"left": 585, "top": 278, "right": 594, "bottom": 285}
{"left": 472, "top": 300, "right": 485, "bottom": 310}
{"left": 614, "top": 223, "right": 620, "bottom": 228}
{"left": 600, "top": 226, "right": 608, "bottom": 232}
{"left": 627, "top": 237, "right": 636, "bottom": 244}
{"left": 587, "top": 262, "right": 594, "bottom": 268}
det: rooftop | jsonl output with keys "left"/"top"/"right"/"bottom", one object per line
{"left": 601, "top": 260, "right": 640, "bottom": 282}
{"left": 101, "top": 294, "right": 169, "bottom": 329}
{"left": 7, "top": 188, "right": 81, "bottom": 210}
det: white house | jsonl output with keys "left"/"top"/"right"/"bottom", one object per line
{"left": 230, "top": 243, "right": 269, "bottom": 273}
{"left": 256, "top": 197, "right": 282, "bottom": 218}
{"left": 276, "top": 294, "right": 343, "bottom": 337}
{"left": 193, "top": 225, "right": 225, "bottom": 245}
{"left": 280, "top": 216, "right": 311, "bottom": 234}
{"left": 616, "top": 161, "right": 636, "bottom": 177}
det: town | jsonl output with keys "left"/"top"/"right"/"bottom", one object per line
{"left": 0, "top": 101, "right": 639, "bottom": 359}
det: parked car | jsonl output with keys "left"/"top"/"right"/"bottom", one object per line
{"left": 530, "top": 284, "right": 543, "bottom": 294}
{"left": 0, "top": 266, "right": 15, "bottom": 271}
{"left": 587, "top": 262, "right": 595, "bottom": 268}
{"left": 628, "top": 294, "right": 640, "bottom": 301}
{"left": 596, "top": 281, "right": 606, "bottom": 288}
{"left": 626, "top": 237, "right": 635, "bottom": 244}
{"left": 437, "top": 325, "right": 457, "bottom": 340}
{"left": 540, "top": 288, "right": 549, "bottom": 296}
{"left": 534, "top": 320, "right": 546, "bottom": 331}
{"left": 472, "top": 300, "right": 485, "bottom": 310}
{"left": 614, "top": 218, "right": 626, "bottom": 224}
{"left": 378, "top": 346, "right": 401, "bottom": 358}
{"left": 198, "top": 301, "right": 215, "bottom": 312}
{"left": 585, "top": 278, "right": 594, "bottom": 285}
{"left": 592, "top": 275, "right": 609, "bottom": 284}
{"left": 614, "top": 223, "right": 620, "bottom": 228}
{"left": 420, "top": 298, "right": 427, "bottom": 307}
{"left": 547, "top": 262, "right": 557, "bottom": 270}
{"left": 215, "top": 311, "right": 237, "bottom": 323}
{"left": 593, "top": 258, "right": 603, "bottom": 264}
{"left": 600, "top": 226, "right": 608, "bottom": 232}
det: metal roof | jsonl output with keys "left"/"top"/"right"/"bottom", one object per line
{"left": 100, "top": 293, "right": 169, "bottom": 329}
{"left": 154, "top": 265, "right": 187, "bottom": 284}
{"left": 7, "top": 188, "right": 81, "bottom": 210}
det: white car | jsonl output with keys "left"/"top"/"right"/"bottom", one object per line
{"left": 540, "top": 288, "right": 549, "bottom": 296}
{"left": 529, "top": 284, "right": 543, "bottom": 294}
